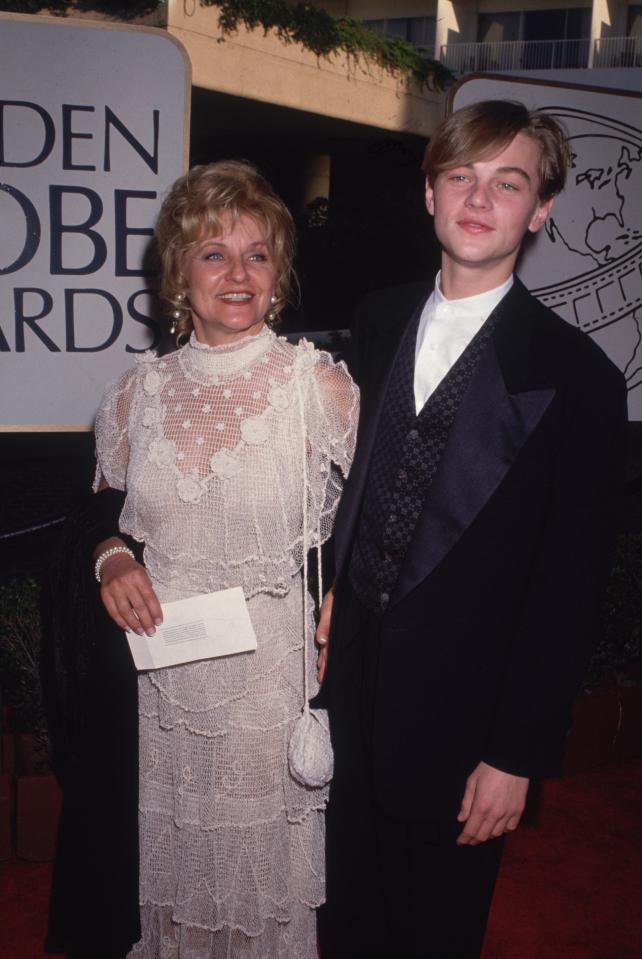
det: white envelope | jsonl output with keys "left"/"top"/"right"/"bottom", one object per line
{"left": 126, "top": 586, "right": 257, "bottom": 671}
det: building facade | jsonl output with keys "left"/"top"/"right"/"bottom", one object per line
{"left": 335, "top": 0, "right": 642, "bottom": 73}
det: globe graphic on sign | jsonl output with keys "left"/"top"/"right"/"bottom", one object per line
{"left": 520, "top": 107, "right": 642, "bottom": 401}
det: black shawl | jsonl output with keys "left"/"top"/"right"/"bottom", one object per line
{"left": 41, "top": 488, "right": 141, "bottom": 958}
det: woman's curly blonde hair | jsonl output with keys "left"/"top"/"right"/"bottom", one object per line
{"left": 156, "top": 160, "right": 296, "bottom": 338}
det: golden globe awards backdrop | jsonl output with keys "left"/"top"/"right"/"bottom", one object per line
{"left": 0, "top": 14, "right": 190, "bottom": 430}
{"left": 452, "top": 75, "right": 642, "bottom": 421}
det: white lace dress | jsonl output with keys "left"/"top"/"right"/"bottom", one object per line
{"left": 93, "top": 327, "right": 359, "bottom": 959}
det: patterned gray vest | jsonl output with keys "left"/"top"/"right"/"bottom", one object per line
{"left": 349, "top": 304, "right": 499, "bottom": 613}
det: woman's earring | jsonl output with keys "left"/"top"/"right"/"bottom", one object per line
{"left": 267, "top": 294, "right": 278, "bottom": 323}
{"left": 170, "top": 292, "right": 185, "bottom": 335}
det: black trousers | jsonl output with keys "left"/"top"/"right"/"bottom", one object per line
{"left": 321, "top": 583, "right": 504, "bottom": 959}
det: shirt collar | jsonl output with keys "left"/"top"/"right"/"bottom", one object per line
{"left": 432, "top": 271, "right": 514, "bottom": 330}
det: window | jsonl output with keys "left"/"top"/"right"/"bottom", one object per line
{"left": 475, "top": 8, "right": 590, "bottom": 69}
{"left": 629, "top": 5, "right": 642, "bottom": 38}
{"left": 522, "top": 8, "right": 591, "bottom": 42}
{"left": 408, "top": 17, "right": 436, "bottom": 51}
{"left": 364, "top": 17, "right": 436, "bottom": 53}
{"left": 477, "top": 13, "right": 520, "bottom": 44}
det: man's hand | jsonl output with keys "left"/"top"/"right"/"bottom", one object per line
{"left": 315, "top": 585, "right": 335, "bottom": 683}
{"left": 96, "top": 539, "right": 162, "bottom": 637}
{"left": 456, "top": 761, "right": 529, "bottom": 846}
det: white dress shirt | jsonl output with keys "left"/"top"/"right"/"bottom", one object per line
{"left": 413, "top": 273, "right": 514, "bottom": 414}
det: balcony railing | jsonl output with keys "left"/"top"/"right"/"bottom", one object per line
{"left": 439, "top": 35, "right": 641, "bottom": 72}
{"left": 593, "top": 35, "right": 642, "bottom": 68}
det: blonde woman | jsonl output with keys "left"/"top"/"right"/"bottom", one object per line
{"left": 49, "top": 161, "right": 358, "bottom": 959}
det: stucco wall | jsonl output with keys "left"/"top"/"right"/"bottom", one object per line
{"left": 166, "top": 0, "right": 443, "bottom": 136}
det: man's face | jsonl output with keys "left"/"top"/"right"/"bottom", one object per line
{"left": 425, "top": 132, "right": 553, "bottom": 286}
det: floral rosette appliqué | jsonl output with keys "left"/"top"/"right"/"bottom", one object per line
{"left": 148, "top": 437, "right": 177, "bottom": 468}
{"left": 209, "top": 449, "right": 241, "bottom": 479}
{"left": 267, "top": 383, "right": 290, "bottom": 412}
{"left": 142, "top": 369, "right": 163, "bottom": 396}
{"left": 177, "top": 472, "right": 204, "bottom": 504}
{"left": 240, "top": 416, "right": 269, "bottom": 446}
{"left": 292, "top": 338, "right": 318, "bottom": 376}
{"left": 142, "top": 406, "right": 161, "bottom": 428}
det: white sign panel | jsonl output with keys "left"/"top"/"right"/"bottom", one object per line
{"left": 0, "top": 14, "right": 190, "bottom": 430}
{"left": 452, "top": 76, "right": 642, "bottom": 421}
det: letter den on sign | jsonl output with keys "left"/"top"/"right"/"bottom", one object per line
{"left": 0, "top": 100, "right": 159, "bottom": 174}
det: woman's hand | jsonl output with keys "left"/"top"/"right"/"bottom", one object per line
{"left": 315, "top": 584, "right": 335, "bottom": 684}
{"left": 96, "top": 538, "right": 163, "bottom": 637}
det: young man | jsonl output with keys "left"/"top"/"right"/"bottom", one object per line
{"left": 315, "top": 101, "right": 627, "bottom": 958}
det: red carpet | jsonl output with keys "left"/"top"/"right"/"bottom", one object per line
{"left": 483, "top": 759, "right": 642, "bottom": 959}
{"left": 0, "top": 860, "right": 51, "bottom": 959}
{"left": 1, "top": 760, "right": 640, "bottom": 959}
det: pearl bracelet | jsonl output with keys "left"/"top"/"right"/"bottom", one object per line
{"left": 94, "top": 545, "right": 135, "bottom": 582}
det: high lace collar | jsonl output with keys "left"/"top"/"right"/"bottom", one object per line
{"left": 178, "top": 326, "right": 275, "bottom": 384}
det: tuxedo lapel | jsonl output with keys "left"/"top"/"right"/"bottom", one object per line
{"left": 391, "top": 281, "right": 556, "bottom": 607}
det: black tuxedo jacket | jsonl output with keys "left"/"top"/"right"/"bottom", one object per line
{"left": 321, "top": 278, "right": 627, "bottom": 827}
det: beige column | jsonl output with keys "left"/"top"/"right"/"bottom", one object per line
{"left": 589, "top": 0, "right": 628, "bottom": 65}
{"left": 434, "top": 0, "right": 478, "bottom": 60}
{"left": 590, "top": 0, "right": 628, "bottom": 38}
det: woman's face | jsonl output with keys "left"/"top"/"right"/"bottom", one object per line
{"left": 182, "top": 213, "right": 277, "bottom": 347}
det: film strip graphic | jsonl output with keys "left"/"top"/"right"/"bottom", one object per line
{"left": 533, "top": 246, "right": 642, "bottom": 334}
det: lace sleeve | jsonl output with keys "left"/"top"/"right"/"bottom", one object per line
{"left": 301, "top": 348, "right": 359, "bottom": 549}
{"left": 310, "top": 351, "right": 359, "bottom": 477}
{"left": 92, "top": 367, "right": 138, "bottom": 492}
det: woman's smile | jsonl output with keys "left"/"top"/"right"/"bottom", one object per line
{"left": 182, "top": 214, "right": 277, "bottom": 346}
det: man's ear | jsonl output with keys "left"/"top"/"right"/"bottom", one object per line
{"left": 528, "top": 195, "right": 554, "bottom": 234}
{"left": 425, "top": 177, "right": 435, "bottom": 216}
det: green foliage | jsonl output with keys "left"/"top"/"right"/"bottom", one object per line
{"left": 210, "top": 0, "right": 451, "bottom": 90}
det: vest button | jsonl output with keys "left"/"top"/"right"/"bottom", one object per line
{"left": 408, "top": 429, "right": 419, "bottom": 441}
{"left": 379, "top": 592, "right": 389, "bottom": 610}
{"left": 398, "top": 469, "right": 407, "bottom": 482}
